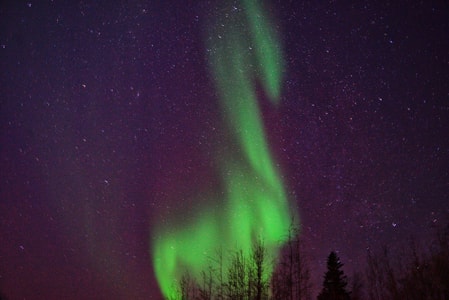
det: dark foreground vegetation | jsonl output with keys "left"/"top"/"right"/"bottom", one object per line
{"left": 0, "top": 225, "right": 446, "bottom": 299}
{"left": 171, "top": 223, "right": 449, "bottom": 300}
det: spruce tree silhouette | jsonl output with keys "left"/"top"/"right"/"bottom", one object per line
{"left": 318, "top": 251, "right": 350, "bottom": 300}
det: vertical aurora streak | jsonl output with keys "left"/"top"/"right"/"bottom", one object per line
{"left": 152, "top": 0, "right": 295, "bottom": 298}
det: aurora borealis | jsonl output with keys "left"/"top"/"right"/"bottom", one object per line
{"left": 1, "top": 1, "right": 449, "bottom": 299}
{"left": 153, "top": 1, "right": 291, "bottom": 297}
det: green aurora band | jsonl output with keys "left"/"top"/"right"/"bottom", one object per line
{"left": 152, "top": 0, "right": 295, "bottom": 298}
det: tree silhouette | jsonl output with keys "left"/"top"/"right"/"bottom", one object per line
{"left": 225, "top": 249, "right": 247, "bottom": 299}
{"left": 271, "top": 223, "right": 312, "bottom": 300}
{"left": 349, "top": 272, "right": 363, "bottom": 300}
{"left": 249, "top": 238, "right": 268, "bottom": 300}
{"left": 317, "top": 251, "right": 350, "bottom": 300}
{"left": 365, "top": 224, "right": 449, "bottom": 300}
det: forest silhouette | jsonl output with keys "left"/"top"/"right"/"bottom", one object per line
{"left": 0, "top": 223, "right": 447, "bottom": 299}
{"left": 163, "top": 222, "right": 449, "bottom": 300}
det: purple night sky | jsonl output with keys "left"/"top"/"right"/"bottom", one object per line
{"left": 1, "top": 1, "right": 448, "bottom": 299}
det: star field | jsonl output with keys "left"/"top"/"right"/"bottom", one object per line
{"left": 1, "top": 1, "right": 448, "bottom": 299}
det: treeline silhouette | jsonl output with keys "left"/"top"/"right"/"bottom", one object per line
{"left": 0, "top": 224, "right": 447, "bottom": 299}
{"left": 173, "top": 224, "right": 313, "bottom": 300}
{"left": 168, "top": 223, "right": 449, "bottom": 300}
{"left": 365, "top": 225, "right": 449, "bottom": 300}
